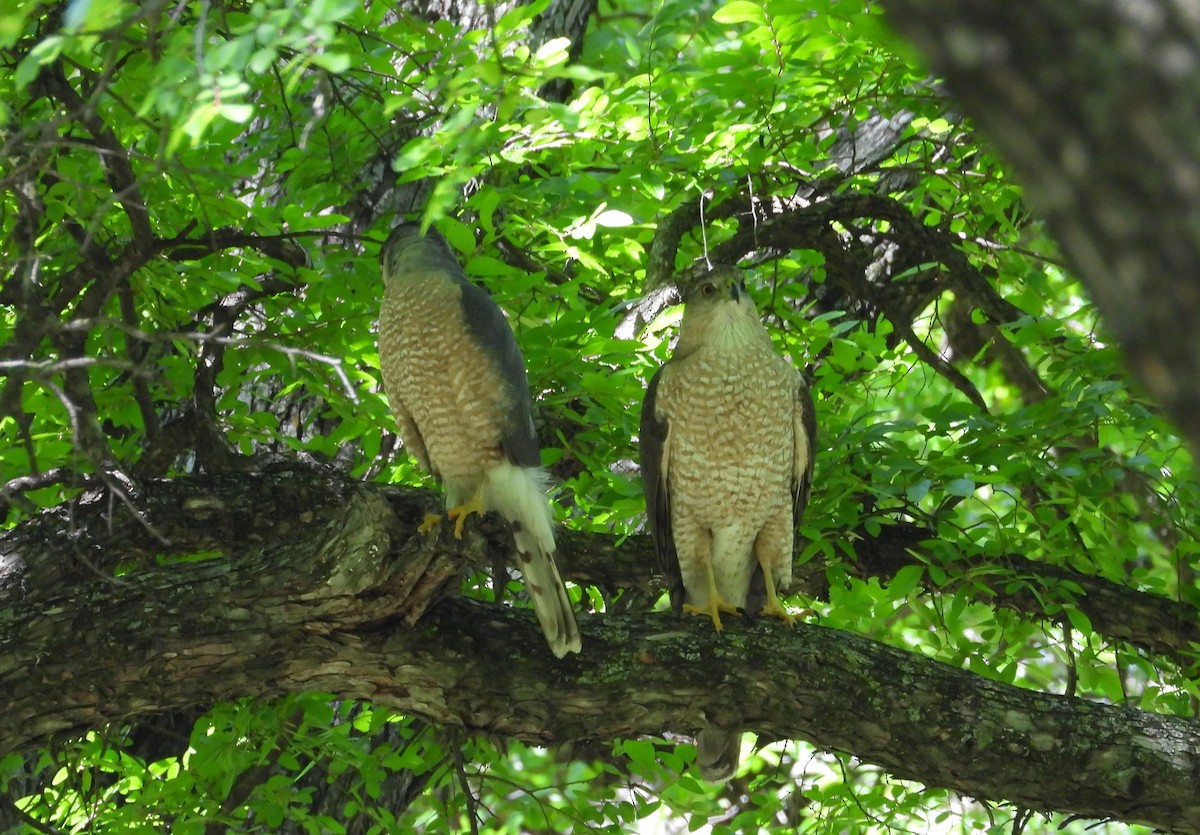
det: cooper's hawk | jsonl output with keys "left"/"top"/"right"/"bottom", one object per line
{"left": 377, "top": 223, "right": 581, "bottom": 658}
{"left": 639, "top": 266, "right": 816, "bottom": 780}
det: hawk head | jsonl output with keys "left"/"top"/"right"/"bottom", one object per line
{"left": 683, "top": 265, "right": 748, "bottom": 306}
{"left": 379, "top": 222, "right": 460, "bottom": 282}
{"left": 675, "top": 266, "right": 763, "bottom": 356}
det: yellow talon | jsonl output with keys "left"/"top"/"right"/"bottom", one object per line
{"left": 685, "top": 558, "right": 740, "bottom": 631}
{"left": 760, "top": 598, "right": 797, "bottom": 625}
{"left": 759, "top": 563, "right": 797, "bottom": 625}
{"left": 417, "top": 513, "right": 443, "bottom": 534}
{"left": 683, "top": 597, "right": 739, "bottom": 632}
{"left": 445, "top": 493, "right": 486, "bottom": 539}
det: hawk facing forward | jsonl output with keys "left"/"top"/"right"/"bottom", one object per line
{"left": 377, "top": 223, "right": 581, "bottom": 658}
{"left": 639, "top": 266, "right": 816, "bottom": 779}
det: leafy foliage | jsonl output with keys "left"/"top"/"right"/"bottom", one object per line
{"left": 0, "top": 0, "right": 1193, "bottom": 832}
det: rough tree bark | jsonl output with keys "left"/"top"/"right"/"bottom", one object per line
{"left": 2, "top": 467, "right": 1199, "bottom": 833}
{"left": 879, "top": 0, "right": 1200, "bottom": 454}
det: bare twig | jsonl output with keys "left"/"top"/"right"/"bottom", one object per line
{"left": 9, "top": 318, "right": 359, "bottom": 404}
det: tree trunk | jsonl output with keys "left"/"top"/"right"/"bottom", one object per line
{"left": 3, "top": 467, "right": 1199, "bottom": 832}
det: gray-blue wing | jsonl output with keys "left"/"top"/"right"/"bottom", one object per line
{"left": 639, "top": 364, "right": 684, "bottom": 612}
{"left": 793, "top": 375, "right": 816, "bottom": 525}
{"left": 380, "top": 223, "right": 541, "bottom": 469}
{"left": 457, "top": 276, "right": 542, "bottom": 469}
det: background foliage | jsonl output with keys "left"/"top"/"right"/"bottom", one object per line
{"left": 1, "top": 0, "right": 1195, "bottom": 832}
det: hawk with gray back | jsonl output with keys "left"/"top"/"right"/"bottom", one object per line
{"left": 639, "top": 266, "right": 816, "bottom": 779}
{"left": 378, "top": 223, "right": 581, "bottom": 658}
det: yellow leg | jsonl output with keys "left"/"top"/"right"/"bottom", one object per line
{"left": 445, "top": 490, "right": 486, "bottom": 539}
{"left": 417, "top": 513, "right": 443, "bottom": 534}
{"left": 758, "top": 566, "right": 796, "bottom": 625}
{"left": 683, "top": 559, "right": 739, "bottom": 632}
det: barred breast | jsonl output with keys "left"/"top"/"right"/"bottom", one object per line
{"left": 662, "top": 345, "right": 797, "bottom": 530}
{"left": 378, "top": 269, "right": 510, "bottom": 498}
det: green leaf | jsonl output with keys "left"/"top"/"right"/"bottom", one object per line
{"left": 906, "top": 478, "right": 931, "bottom": 503}
{"left": 944, "top": 477, "right": 976, "bottom": 497}
{"left": 62, "top": 0, "right": 124, "bottom": 31}
{"left": 391, "top": 136, "right": 443, "bottom": 175}
{"left": 14, "top": 35, "right": 62, "bottom": 91}
{"left": 219, "top": 103, "right": 255, "bottom": 123}
{"left": 1064, "top": 606, "right": 1092, "bottom": 634}
{"left": 313, "top": 51, "right": 351, "bottom": 73}
{"left": 888, "top": 564, "right": 924, "bottom": 598}
{"left": 594, "top": 208, "right": 634, "bottom": 227}
{"left": 620, "top": 739, "right": 660, "bottom": 777}
{"left": 713, "top": 0, "right": 767, "bottom": 24}
{"left": 534, "top": 36, "right": 572, "bottom": 66}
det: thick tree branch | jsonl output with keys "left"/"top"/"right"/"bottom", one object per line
{"left": 629, "top": 188, "right": 1026, "bottom": 347}
{"left": 3, "top": 468, "right": 1200, "bottom": 831}
{"left": 5, "top": 467, "right": 1195, "bottom": 678}
{"left": 430, "top": 603, "right": 1200, "bottom": 833}
{"left": 161, "top": 227, "right": 310, "bottom": 266}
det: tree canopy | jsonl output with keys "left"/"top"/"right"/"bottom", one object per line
{"left": 2, "top": 0, "right": 1199, "bottom": 833}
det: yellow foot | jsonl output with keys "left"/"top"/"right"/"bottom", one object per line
{"left": 683, "top": 596, "right": 740, "bottom": 632}
{"left": 445, "top": 494, "right": 486, "bottom": 539}
{"left": 758, "top": 562, "right": 800, "bottom": 625}
{"left": 417, "top": 513, "right": 443, "bottom": 535}
{"left": 760, "top": 598, "right": 797, "bottom": 626}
